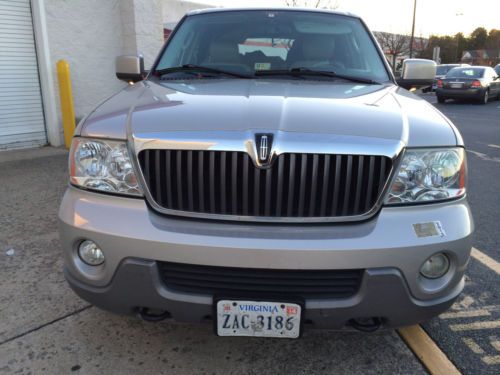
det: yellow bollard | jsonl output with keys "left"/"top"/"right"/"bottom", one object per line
{"left": 56, "top": 60, "right": 76, "bottom": 148}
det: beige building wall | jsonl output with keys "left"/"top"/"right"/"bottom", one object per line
{"left": 40, "top": 0, "right": 165, "bottom": 145}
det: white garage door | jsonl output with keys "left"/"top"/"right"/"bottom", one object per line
{"left": 0, "top": 0, "right": 46, "bottom": 149}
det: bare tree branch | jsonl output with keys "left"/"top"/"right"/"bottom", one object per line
{"left": 283, "top": 0, "right": 339, "bottom": 9}
{"left": 374, "top": 31, "right": 411, "bottom": 70}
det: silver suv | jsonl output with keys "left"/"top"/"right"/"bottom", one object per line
{"left": 59, "top": 8, "right": 473, "bottom": 338}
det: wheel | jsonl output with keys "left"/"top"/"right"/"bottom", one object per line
{"left": 437, "top": 95, "right": 446, "bottom": 103}
{"left": 479, "top": 90, "right": 489, "bottom": 104}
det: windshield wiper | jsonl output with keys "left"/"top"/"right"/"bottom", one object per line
{"left": 255, "top": 68, "right": 380, "bottom": 85}
{"left": 156, "top": 64, "right": 252, "bottom": 79}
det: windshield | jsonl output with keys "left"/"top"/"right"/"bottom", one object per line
{"left": 154, "top": 10, "right": 390, "bottom": 82}
{"left": 446, "top": 68, "right": 485, "bottom": 78}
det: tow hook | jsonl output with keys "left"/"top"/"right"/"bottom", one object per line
{"left": 137, "top": 307, "right": 171, "bottom": 322}
{"left": 349, "top": 317, "right": 382, "bottom": 332}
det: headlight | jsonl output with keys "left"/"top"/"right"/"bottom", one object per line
{"left": 69, "top": 138, "right": 141, "bottom": 196}
{"left": 385, "top": 148, "right": 466, "bottom": 204}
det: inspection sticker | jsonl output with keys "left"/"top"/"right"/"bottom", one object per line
{"left": 254, "top": 62, "right": 271, "bottom": 70}
{"left": 413, "top": 221, "right": 446, "bottom": 238}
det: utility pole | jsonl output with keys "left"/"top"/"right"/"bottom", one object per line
{"left": 409, "top": 0, "right": 417, "bottom": 58}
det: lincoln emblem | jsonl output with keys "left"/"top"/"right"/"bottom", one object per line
{"left": 255, "top": 134, "right": 273, "bottom": 165}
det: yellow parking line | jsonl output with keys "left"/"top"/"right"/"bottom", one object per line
{"left": 440, "top": 309, "right": 490, "bottom": 319}
{"left": 471, "top": 248, "right": 500, "bottom": 275}
{"left": 491, "top": 339, "right": 500, "bottom": 352}
{"left": 482, "top": 355, "right": 500, "bottom": 365}
{"left": 398, "top": 325, "right": 461, "bottom": 375}
{"left": 462, "top": 338, "right": 484, "bottom": 354}
{"left": 449, "top": 321, "right": 500, "bottom": 332}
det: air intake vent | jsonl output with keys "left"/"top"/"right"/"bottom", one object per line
{"left": 158, "top": 261, "right": 364, "bottom": 299}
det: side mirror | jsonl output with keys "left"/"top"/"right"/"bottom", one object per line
{"left": 396, "top": 59, "right": 436, "bottom": 90}
{"left": 116, "top": 55, "right": 144, "bottom": 83}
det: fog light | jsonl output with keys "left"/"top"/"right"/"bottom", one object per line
{"left": 78, "top": 240, "right": 105, "bottom": 266}
{"left": 420, "top": 253, "right": 450, "bottom": 279}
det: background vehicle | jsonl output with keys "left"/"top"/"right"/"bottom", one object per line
{"left": 495, "top": 63, "right": 500, "bottom": 76}
{"left": 432, "top": 63, "right": 470, "bottom": 91}
{"left": 436, "top": 66, "right": 500, "bottom": 104}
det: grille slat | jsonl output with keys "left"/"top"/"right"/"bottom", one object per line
{"left": 265, "top": 168, "right": 272, "bottom": 216}
{"left": 309, "top": 154, "right": 319, "bottom": 216}
{"left": 253, "top": 166, "right": 260, "bottom": 216}
{"left": 276, "top": 155, "right": 284, "bottom": 216}
{"left": 342, "top": 155, "right": 353, "bottom": 216}
{"left": 331, "top": 155, "right": 342, "bottom": 216}
{"left": 297, "top": 154, "right": 308, "bottom": 216}
{"left": 187, "top": 151, "right": 194, "bottom": 211}
{"left": 378, "top": 157, "right": 387, "bottom": 195}
{"left": 158, "top": 261, "right": 364, "bottom": 299}
{"left": 242, "top": 153, "right": 249, "bottom": 215}
{"left": 165, "top": 151, "right": 173, "bottom": 208}
{"left": 139, "top": 150, "right": 392, "bottom": 220}
{"left": 154, "top": 150, "right": 162, "bottom": 205}
{"left": 319, "top": 154, "right": 330, "bottom": 216}
{"left": 220, "top": 152, "right": 226, "bottom": 214}
{"left": 287, "top": 154, "right": 296, "bottom": 216}
{"left": 365, "top": 156, "right": 375, "bottom": 212}
{"left": 209, "top": 152, "right": 216, "bottom": 212}
{"left": 231, "top": 152, "right": 238, "bottom": 214}
{"left": 353, "top": 155, "right": 364, "bottom": 214}
{"left": 174, "top": 151, "right": 182, "bottom": 210}
{"left": 197, "top": 152, "right": 204, "bottom": 212}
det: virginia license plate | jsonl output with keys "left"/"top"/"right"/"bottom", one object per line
{"left": 450, "top": 83, "right": 463, "bottom": 88}
{"left": 216, "top": 300, "right": 302, "bottom": 338}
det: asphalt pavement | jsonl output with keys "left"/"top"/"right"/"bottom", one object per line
{"left": 0, "top": 94, "right": 498, "bottom": 374}
{"left": 420, "top": 93, "right": 500, "bottom": 375}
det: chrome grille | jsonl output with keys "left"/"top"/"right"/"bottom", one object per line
{"left": 138, "top": 150, "right": 392, "bottom": 219}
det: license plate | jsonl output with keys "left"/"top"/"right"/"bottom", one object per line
{"left": 216, "top": 300, "right": 302, "bottom": 338}
{"left": 450, "top": 83, "right": 463, "bottom": 88}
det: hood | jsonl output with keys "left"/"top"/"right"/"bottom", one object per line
{"left": 81, "top": 78, "right": 459, "bottom": 148}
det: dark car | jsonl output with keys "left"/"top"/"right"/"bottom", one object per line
{"left": 432, "top": 64, "right": 469, "bottom": 91}
{"left": 436, "top": 66, "right": 500, "bottom": 104}
{"left": 495, "top": 64, "right": 500, "bottom": 76}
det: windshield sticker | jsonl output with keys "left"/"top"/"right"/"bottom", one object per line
{"left": 255, "top": 62, "right": 271, "bottom": 71}
{"left": 413, "top": 221, "right": 446, "bottom": 238}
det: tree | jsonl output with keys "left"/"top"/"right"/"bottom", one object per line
{"left": 469, "top": 27, "right": 488, "bottom": 50}
{"left": 455, "top": 32, "right": 467, "bottom": 61}
{"left": 419, "top": 34, "right": 464, "bottom": 63}
{"left": 486, "top": 29, "right": 500, "bottom": 50}
{"left": 374, "top": 32, "right": 410, "bottom": 70}
{"left": 284, "top": 0, "right": 339, "bottom": 9}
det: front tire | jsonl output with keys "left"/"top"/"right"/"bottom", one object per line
{"left": 437, "top": 95, "right": 446, "bottom": 103}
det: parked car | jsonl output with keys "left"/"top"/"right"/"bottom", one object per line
{"left": 59, "top": 8, "right": 472, "bottom": 338}
{"left": 436, "top": 66, "right": 500, "bottom": 104}
{"left": 432, "top": 64, "right": 470, "bottom": 91}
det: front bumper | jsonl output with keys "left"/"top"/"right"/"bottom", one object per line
{"left": 59, "top": 186, "right": 474, "bottom": 328}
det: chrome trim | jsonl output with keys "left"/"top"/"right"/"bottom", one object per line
{"left": 132, "top": 130, "right": 404, "bottom": 223}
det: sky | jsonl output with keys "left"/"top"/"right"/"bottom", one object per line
{"left": 198, "top": 0, "right": 500, "bottom": 37}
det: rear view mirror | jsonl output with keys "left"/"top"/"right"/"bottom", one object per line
{"left": 116, "top": 55, "right": 145, "bottom": 83}
{"left": 396, "top": 59, "right": 436, "bottom": 90}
